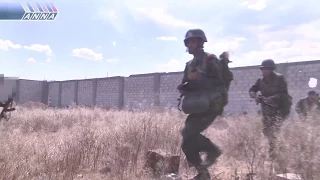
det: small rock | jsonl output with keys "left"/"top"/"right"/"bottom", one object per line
{"left": 77, "top": 174, "right": 83, "bottom": 178}
{"left": 99, "top": 167, "right": 111, "bottom": 174}
{"left": 159, "top": 173, "right": 182, "bottom": 180}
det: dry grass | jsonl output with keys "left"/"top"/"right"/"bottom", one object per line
{"left": 0, "top": 106, "right": 319, "bottom": 180}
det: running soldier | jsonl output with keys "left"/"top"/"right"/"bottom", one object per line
{"left": 295, "top": 91, "right": 320, "bottom": 120}
{"left": 249, "top": 59, "right": 292, "bottom": 161}
{"left": 177, "top": 29, "right": 233, "bottom": 180}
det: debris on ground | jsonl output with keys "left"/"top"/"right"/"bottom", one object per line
{"left": 159, "top": 173, "right": 182, "bottom": 180}
{"left": 99, "top": 167, "right": 111, "bottom": 175}
{"left": 144, "top": 149, "right": 180, "bottom": 178}
{"left": 275, "top": 173, "right": 302, "bottom": 180}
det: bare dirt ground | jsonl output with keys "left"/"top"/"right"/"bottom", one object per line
{"left": 0, "top": 106, "right": 319, "bottom": 180}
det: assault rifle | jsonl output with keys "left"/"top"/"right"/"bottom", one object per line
{"left": 0, "top": 97, "right": 16, "bottom": 121}
{"left": 256, "top": 95, "right": 278, "bottom": 108}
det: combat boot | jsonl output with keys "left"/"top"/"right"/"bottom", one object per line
{"left": 189, "top": 172, "right": 211, "bottom": 180}
{"left": 189, "top": 165, "right": 211, "bottom": 180}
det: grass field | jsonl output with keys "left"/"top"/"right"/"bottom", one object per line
{"left": 0, "top": 105, "right": 319, "bottom": 180}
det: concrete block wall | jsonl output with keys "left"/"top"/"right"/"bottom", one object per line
{"left": 123, "top": 74, "right": 158, "bottom": 109}
{"left": 77, "top": 80, "right": 94, "bottom": 106}
{"left": 224, "top": 66, "right": 261, "bottom": 114}
{"left": 48, "top": 82, "right": 59, "bottom": 107}
{"left": 96, "top": 77, "right": 123, "bottom": 108}
{"left": 18, "top": 79, "right": 47, "bottom": 104}
{"left": 0, "top": 78, "right": 18, "bottom": 102}
{"left": 61, "top": 81, "right": 76, "bottom": 107}
{"left": 8, "top": 60, "right": 320, "bottom": 115}
{"left": 159, "top": 72, "right": 183, "bottom": 108}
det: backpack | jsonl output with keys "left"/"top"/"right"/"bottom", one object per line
{"left": 204, "top": 53, "right": 234, "bottom": 106}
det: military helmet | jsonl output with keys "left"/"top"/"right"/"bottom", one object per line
{"left": 260, "top": 59, "right": 276, "bottom": 69}
{"left": 184, "top": 29, "right": 207, "bottom": 46}
{"left": 308, "top": 90, "right": 317, "bottom": 96}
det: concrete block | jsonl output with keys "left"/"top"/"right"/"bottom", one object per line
{"left": 18, "top": 79, "right": 43, "bottom": 103}
{"left": 61, "top": 81, "right": 76, "bottom": 107}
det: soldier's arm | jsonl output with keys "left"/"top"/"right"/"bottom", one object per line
{"left": 181, "top": 63, "right": 188, "bottom": 84}
{"left": 177, "top": 64, "right": 188, "bottom": 91}
{"left": 249, "top": 79, "right": 260, "bottom": 98}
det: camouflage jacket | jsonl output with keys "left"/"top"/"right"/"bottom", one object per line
{"left": 295, "top": 97, "right": 320, "bottom": 117}
{"left": 180, "top": 52, "right": 229, "bottom": 92}
{"left": 249, "top": 72, "right": 292, "bottom": 113}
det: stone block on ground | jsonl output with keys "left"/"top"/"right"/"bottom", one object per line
{"left": 144, "top": 149, "right": 180, "bottom": 177}
{"left": 275, "top": 173, "right": 302, "bottom": 180}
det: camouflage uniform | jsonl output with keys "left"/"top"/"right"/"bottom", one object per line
{"left": 295, "top": 91, "right": 320, "bottom": 119}
{"left": 249, "top": 59, "right": 292, "bottom": 159}
{"left": 178, "top": 29, "right": 233, "bottom": 179}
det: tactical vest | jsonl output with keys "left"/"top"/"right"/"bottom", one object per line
{"left": 258, "top": 73, "right": 282, "bottom": 97}
{"left": 185, "top": 53, "right": 231, "bottom": 107}
{"left": 185, "top": 53, "right": 231, "bottom": 90}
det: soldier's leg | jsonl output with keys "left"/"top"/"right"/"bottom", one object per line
{"left": 181, "top": 113, "right": 206, "bottom": 167}
{"left": 181, "top": 111, "right": 220, "bottom": 166}
{"left": 197, "top": 111, "right": 222, "bottom": 167}
{"left": 262, "top": 115, "right": 284, "bottom": 160}
{"left": 262, "top": 115, "right": 275, "bottom": 159}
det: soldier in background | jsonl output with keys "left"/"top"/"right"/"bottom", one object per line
{"left": 177, "top": 29, "right": 233, "bottom": 180}
{"left": 248, "top": 59, "right": 292, "bottom": 163}
{"left": 295, "top": 91, "right": 320, "bottom": 120}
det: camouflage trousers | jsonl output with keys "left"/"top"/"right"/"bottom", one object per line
{"left": 261, "top": 105, "right": 286, "bottom": 160}
{"left": 181, "top": 110, "right": 222, "bottom": 168}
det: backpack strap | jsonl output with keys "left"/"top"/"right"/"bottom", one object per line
{"left": 206, "top": 53, "right": 217, "bottom": 63}
{"left": 203, "top": 53, "right": 221, "bottom": 77}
